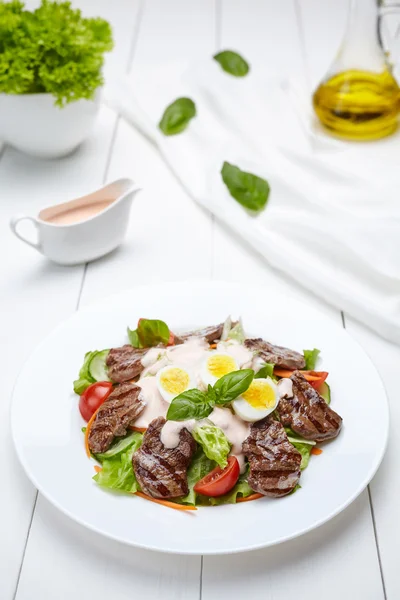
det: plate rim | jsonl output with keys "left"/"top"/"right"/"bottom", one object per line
{"left": 11, "top": 281, "right": 390, "bottom": 554}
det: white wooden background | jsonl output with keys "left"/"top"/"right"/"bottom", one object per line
{"left": 1, "top": 0, "right": 399, "bottom": 598}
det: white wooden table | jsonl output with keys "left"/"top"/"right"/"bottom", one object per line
{"left": 2, "top": 1, "right": 399, "bottom": 598}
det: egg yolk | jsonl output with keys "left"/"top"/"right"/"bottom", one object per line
{"left": 207, "top": 354, "right": 237, "bottom": 379}
{"left": 241, "top": 380, "right": 276, "bottom": 410}
{"left": 159, "top": 368, "right": 190, "bottom": 395}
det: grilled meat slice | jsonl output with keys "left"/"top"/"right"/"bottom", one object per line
{"left": 245, "top": 338, "right": 306, "bottom": 370}
{"left": 88, "top": 382, "right": 145, "bottom": 454}
{"left": 243, "top": 417, "right": 302, "bottom": 497}
{"left": 174, "top": 323, "right": 224, "bottom": 345}
{"left": 132, "top": 417, "right": 196, "bottom": 498}
{"left": 106, "top": 345, "right": 148, "bottom": 383}
{"left": 277, "top": 370, "right": 342, "bottom": 442}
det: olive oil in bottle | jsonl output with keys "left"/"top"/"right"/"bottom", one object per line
{"left": 313, "top": 69, "right": 400, "bottom": 141}
{"left": 312, "top": 0, "right": 400, "bottom": 141}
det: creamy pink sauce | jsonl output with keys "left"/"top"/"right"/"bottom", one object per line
{"left": 135, "top": 377, "right": 169, "bottom": 429}
{"left": 216, "top": 340, "right": 253, "bottom": 368}
{"left": 208, "top": 407, "right": 250, "bottom": 473}
{"left": 44, "top": 199, "right": 113, "bottom": 225}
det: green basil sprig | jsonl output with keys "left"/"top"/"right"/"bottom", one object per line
{"left": 127, "top": 318, "right": 170, "bottom": 348}
{"left": 221, "top": 161, "right": 270, "bottom": 213}
{"left": 167, "top": 369, "right": 254, "bottom": 421}
{"left": 159, "top": 97, "right": 196, "bottom": 136}
{"left": 213, "top": 50, "right": 250, "bottom": 77}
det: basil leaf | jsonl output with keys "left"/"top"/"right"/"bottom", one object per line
{"left": 213, "top": 50, "right": 250, "bottom": 77}
{"left": 213, "top": 369, "right": 254, "bottom": 404}
{"left": 159, "top": 97, "right": 196, "bottom": 136}
{"left": 303, "top": 348, "right": 320, "bottom": 371}
{"left": 221, "top": 162, "right": 270, "bottom": 212}
{"left": 127, "top": 319, "right": 170, "bottom": 348}
{"left": 255, "top": 362, "right": 275, "bottom": 379}
{"left": 167, "top": 389, "right": 213, "bottom": 421}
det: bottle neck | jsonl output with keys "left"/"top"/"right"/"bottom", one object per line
{"left": 337, "top": 0, "right": 384, "bottom": 71}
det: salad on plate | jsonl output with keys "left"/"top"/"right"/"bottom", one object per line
{"left": 73, "top": 317, "right": 342, "bottom": 510}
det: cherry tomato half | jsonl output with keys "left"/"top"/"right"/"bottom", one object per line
{"left": 79, "top": 381, "right": 113, "bottom": 422}
{"left": 193, "top": 456, "right": 240, "bottom": 497}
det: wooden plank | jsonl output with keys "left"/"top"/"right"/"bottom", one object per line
{"left": 5, "top": 1, "right": 142, "bottom": 599}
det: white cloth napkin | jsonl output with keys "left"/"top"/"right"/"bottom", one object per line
{"left": 104, "top": 62, "right": 400, "bottom": 345}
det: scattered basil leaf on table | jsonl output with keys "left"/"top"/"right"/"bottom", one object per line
{"left": 213, "top": 50, "right": 250, "bottom": 77}
{"left": 167, "top": 389, "right": 214, "bottom": 421}
{"left": 213, "top": 369, "right": 254, "bottom": 404}
{"left": 221, "top": 161, "right": 270, "bottom": 212}
{"left": 128, "top": 318, "right": 170, "bottom": 348}
{"left": 158, "top": 97, "right": 196, "bottom": 136}
{"left": 167, "top": 369, "right": 254, "bottom": 420}
{"left": 255, "top": 362, "right": 275, "bottom": 379}
{"left": 303, "top": 348, "right": 320, "bottom": 370}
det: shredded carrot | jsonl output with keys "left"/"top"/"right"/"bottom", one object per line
{"left": 84, "top": 406, "right": 102, "bottom": 458}
{"left": 94, "top": 465, "right": 102, "bottom": 473}
{"left": 130, "top": 426, "right": 147, "bottom": 433}
{"left": 273, "top": 368, "right": 328, "bottom": 384}
{"left": 237, "top": 493, "right": 264, "bottom": 503}
{"left": 135, "top": 491, "right": 197, "bottom": 511}
{"left": 311, "top": 447, "right": 323, "bottom": 455}
{"left": 209, "top": 343, "right": 217, "bottom": 349}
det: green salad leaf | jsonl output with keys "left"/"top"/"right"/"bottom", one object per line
{"left": 285, "top": 427, "right": 315, "bottom": 470}
{"left": 0, "top": 0, "right": 113, "bottom": 106}
{"left": 93, "top": 432, "right": 143, "bottom": 493}
{"left": 255, "top": 362, "right": 275, "bottom": 379}
{"left": 178, "top": 449, "right": 215, "bottom": 505}
{"left": 128, "top": 318, "right": 170, "bottom": 348}
{"left": 221, "top": 162, "right": 270, "bottom": 213}
{"left": 209, "top": 473, "right": 254, "bottom": 505}
{"left": 73, "top": 349, "right": 109, "bottom": 395}
{"left": 303, "top": 348, "right": 320, "bottom": 370}
{"left": 167, "top": 369, "right": 254, "bottom": 421}
{"left": 158, "top": 97, "right": 196, "bottom": 136}
{"left": 213, "top": 50, "right": 250, "bottom": 77}
{"left": 73, "top": 351, "right": 97, "bottom": 395}
{"left": 227, "top": 319, "right": 246, "bottom": 343}
{"left": 192, "top": 424, "right": 231, "bottom": 468}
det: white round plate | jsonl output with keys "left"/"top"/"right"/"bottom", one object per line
{"left": 11, "top": 282, "right": 389, "bottom": 554}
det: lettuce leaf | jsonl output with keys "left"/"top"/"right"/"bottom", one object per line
{"left": 192, "top": 424, "right": 231, "bottom": 468}
{"left": 73, "top": 351, "right": 97, "bottom": 395}
{"left": 128, "top": 318, "right": 170, "bottom": 348}
{"left": 93, "top": 432, "right": 143, "bottom": 493}
{"left": 303, "top": 348, "right": 320, "bottom": 370}
{"left": 291, "top": 442, "right": 312, "bottom": 470}
{"left": 227, "top": 319, "right": 246, "bottom": 343}
{"left": 178, "top": 449, "right": 215, "bottom": 505}
{"left": 255, "top": 362, "right": 275, "bottom": 379}
{"left": 208, "top": 472, "right": 254, "bottom": 505}
{"left": 285, "top": 427, "right": 314, "bottom": 470}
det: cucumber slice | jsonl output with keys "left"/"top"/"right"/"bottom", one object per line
{"left": 95, "top": 431, "right": 141, "bottom": 461}
{"left": 319, "top": 382, "right": 331, "bottom": 405}
{"left": 89, "top": 350, "right": 110, "bottom": 382}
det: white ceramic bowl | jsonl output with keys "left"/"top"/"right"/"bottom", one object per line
{"left": 0, "top": 90, "right": 101, "bottom": 158}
